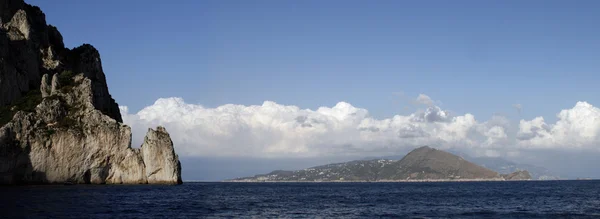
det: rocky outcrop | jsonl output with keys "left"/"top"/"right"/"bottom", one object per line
{"left": 0, "top": 69, "right": 182, "bottom": 185}
{"left": 501, "top": 170, "right": 532, "bottom": 181}
{"left": 1, "top": 0, "right": 59, "bottom": 107}
{"left": 40, "top": 73, "right": 50, "bottom": 97}
{"left": 0, "top": 0, "right": 181, "bottom": 185}
{"left": 0, "top": 0, "right": 121, "bottom": 122}
{"left": 141, "top": 127, "right": 182, "bottom": 184}
{"left": 49, "top": 73, "right": 59, "bottom": 95}
{"left": 68, "top": 44, "right": 122, "bottom": 122}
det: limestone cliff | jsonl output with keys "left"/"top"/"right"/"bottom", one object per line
{"left": 0, "top": 0, "right": 121, "bottom": 122}
{"left": 0, "top": 0, "right": 182, "bottom": 185}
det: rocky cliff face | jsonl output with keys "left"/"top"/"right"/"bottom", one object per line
{"left": 141, "top": 127, "right": 182, "bottom": 184}
{"left": 1, "top": 0, "right": 63, "bottom": 108}
{"left": 0, "top": 0, "right": 121, "bottom": 122}
{"left": 0, "top": 0, "right": 182, "bottom": 185}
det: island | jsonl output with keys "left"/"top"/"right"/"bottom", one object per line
{"left": 231, "top": 146, "right": 531, "bottom": 182}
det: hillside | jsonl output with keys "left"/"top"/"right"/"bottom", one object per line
{"left": 232, "top": 146, "right": 531, "bottom": 182}
{"left": 385, "top": 146, "right": 500, "bottom": 180}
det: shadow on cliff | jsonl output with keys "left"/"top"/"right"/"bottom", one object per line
{"left": 0, "top": 128, "right": 47, "bottom": 185}
{"left": 1, "top": 2, "right": 69, "bottom": 108}
{"left": 0, "top": 36, "right": 48, "bottom": 184}
{"left": 0, "top": 2, "right": 55, "bottom": 185}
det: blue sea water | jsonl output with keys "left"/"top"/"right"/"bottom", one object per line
{"left": 1, "top": 181, "right": 600, "bottom": 218}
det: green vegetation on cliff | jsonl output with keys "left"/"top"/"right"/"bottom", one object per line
{"left": 0, "top": 89, "right": 42, "bottom": 126}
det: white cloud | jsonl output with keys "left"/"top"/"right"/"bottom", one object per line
{"left": 121, "top": 96, "right": 507, "bottom": 158}
{"left": 411, "top": 106, "right": 450, "bottom": 123}
{"left": 121, "top": 97, "right": 600, "bottom": 159}
{"left": 517, "top": 102, "right": 600, "bottom": 150}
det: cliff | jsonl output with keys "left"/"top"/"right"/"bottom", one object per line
{"left": 232, "top": 146, "right": 532, "bottom": 182}
{"left": 0, "top": 0, "right": 182, "bottom": 185}
{"left": 0, "top": 0, "right": 121, "bottom": 121}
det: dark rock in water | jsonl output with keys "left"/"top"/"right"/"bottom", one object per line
{"left": 232, "top": 146, "right": 533, "bottom": 182}
{"left": 0, "top": 0, "right": 182, "bottom": 185}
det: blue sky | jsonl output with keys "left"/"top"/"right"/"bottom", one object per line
{"left": 30, "top": 0, "right": 600, "bottom": 121}
{"left": 27, "top": 1, "right": 600, "bottom": 179}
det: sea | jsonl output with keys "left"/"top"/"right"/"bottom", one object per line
{"left": 1, "top": 180, "right": 599, "bottom": 218}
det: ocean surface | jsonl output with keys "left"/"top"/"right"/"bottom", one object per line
{"left": 1, "top": 181, "right": 600, "bottom": 218}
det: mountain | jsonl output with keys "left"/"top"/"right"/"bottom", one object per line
{"left": 232, "top": 146, "right": 530, "bottom": 182}
{"left": 0, "top": 0, "right": 182, "bottom": 184}
{"left": 368, "top": 150, "right": 560, "bottom": 180}
{"left": 384, "top": 146, "right": 501, "bottom": 180}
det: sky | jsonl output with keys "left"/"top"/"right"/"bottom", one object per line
{"left": 29, "top": 0, "right": 600, "bottom": 180}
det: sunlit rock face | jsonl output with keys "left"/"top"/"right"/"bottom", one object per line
{"left": 142, "top": 127, "right": 183, "bottom": 184}
{"left": 0, "top": 0, "right": 181, "bottom": 185}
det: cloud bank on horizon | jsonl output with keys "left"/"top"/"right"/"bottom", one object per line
{"left": 120, "top": 94, "right": 600, "bottom": 158}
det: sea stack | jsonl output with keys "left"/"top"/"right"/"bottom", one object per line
{"left": 0, "top": 0, "right": 182, "bottom": 184}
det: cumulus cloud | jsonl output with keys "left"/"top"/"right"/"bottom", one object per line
{"left": 121, "top": 96, "right": 509, "bottom": 158}
{"left": 517, "top": 102, "right": 600, "bottom": 149}
{"left": 121, "top": 96, "right": 600, "bottom": 159}
{"left": 411, "top": 106, "right": 450, "bottom": 123}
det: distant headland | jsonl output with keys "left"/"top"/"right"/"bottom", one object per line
{"left": 230, "top": 146, "right": 531, "bottom": 182}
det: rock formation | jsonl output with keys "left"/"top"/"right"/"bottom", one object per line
{"left": 1, "top": 0, "right": 62, "bottom": 107}
{"left": 0, "top": 0, "right": 182, "bottom": 185}
{"left": 40, "top": 73, "right": 50, "bottom": 97}
{"left": 141, "top": 127, "right": 182, "bottom": 184}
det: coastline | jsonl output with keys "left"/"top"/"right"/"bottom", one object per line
{"left": 223, "top": 178, "right": 541, "bottom": 183}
